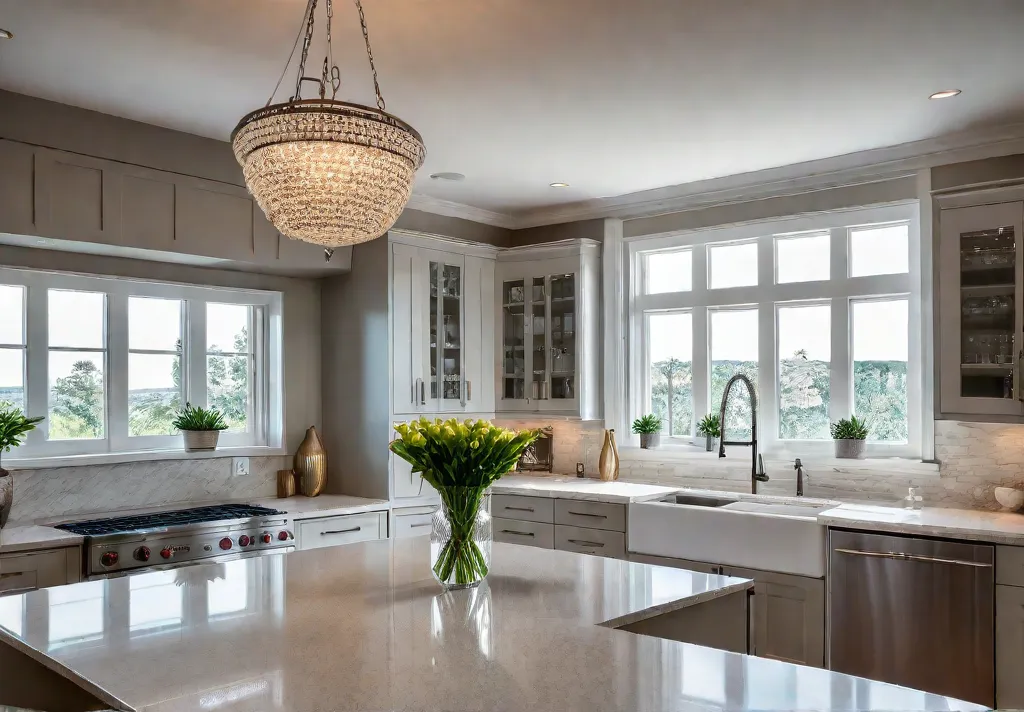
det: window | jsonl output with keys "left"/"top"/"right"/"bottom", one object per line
{"left": 0, "top": 267, "right": 283, "bottom": 463}
{"left": 627, "top": 203, "right": 922, "bottom": 457}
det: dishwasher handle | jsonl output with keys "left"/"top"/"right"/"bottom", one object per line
{"left": 833, "top": 547, "right": 993, "bottom": 568}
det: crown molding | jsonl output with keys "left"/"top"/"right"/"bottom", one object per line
{"left": 510, "top": 120, "right": 1024, "bottom": 229}
{"left": 405, "top": 193, "right": 517, "bottom": 229}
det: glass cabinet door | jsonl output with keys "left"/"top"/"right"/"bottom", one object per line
{"left": 530, "top": 277, "right": 547, "bottom": 400}
{"left": 959, "top": 225, "right": 1018, "bottom": 400}
{"left": 549, "top": 273, "right": 576, "bottom": 401}
{"left": 429, "top": 259, "right": 463, "bottom": 407}
{"left": 502, "top": 279, "right": 526, "bottom": 401}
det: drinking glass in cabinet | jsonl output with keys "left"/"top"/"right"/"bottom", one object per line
{"left": 532, "top": 279, "right": 545, "bottom": 303}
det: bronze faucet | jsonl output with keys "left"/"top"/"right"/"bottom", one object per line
{"left": 717, "top": 373, "right": 769, "bottom": 494}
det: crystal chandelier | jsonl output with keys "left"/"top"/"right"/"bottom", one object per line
{"left": 232, "top": 0, "right": 425, "bottom": 251}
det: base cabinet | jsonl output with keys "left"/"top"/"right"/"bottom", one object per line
{"left": 997, "top": 583, "right": 1024, "bottom": 708}
{"left": 492, "top": 494, "right": 625, "bottom": 558}
{"left": 0, "top": 548, "right": 81, "bottom": 596}
{"left": 392, "top": 506, "right": 435, "bottom": 539}
{"left": 295, "top": 512, "right": 387, "bottom": 551}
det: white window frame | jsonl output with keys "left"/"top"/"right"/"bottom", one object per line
{"left": 0, "top": 266, "right": 284, "bottom": 465}
{"left": 623, "top": 202, "right": 926, "bottom": 459}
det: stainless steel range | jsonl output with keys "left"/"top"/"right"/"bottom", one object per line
{"left": 54, "top": 503, "right": 295, "bottom": 579}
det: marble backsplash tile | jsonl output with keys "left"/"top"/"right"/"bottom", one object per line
{"left": 499, "top": 418, "right": 1024, "bottom": 511}
{"left": 6, "top": 456, "right": 288, "bottom": 524}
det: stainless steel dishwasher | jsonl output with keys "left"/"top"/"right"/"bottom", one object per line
{"left": 828, "top": 529, "right": 994, "bottom": 707}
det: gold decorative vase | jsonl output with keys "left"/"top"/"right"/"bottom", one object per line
{"left": 294, "top": 426, "right": 327, "bottom": 497}
{"left": 598, "top": 429, "right": 620, "bottom": 482}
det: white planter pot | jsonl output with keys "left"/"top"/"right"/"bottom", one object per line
{"left": 639, "top": 433, "right": 661, "bottom": 449}
{"left": 833, "top": 439, "right": 866, "bottom": 459}
{"left": 182, "top": 430, "right": 221, "bottom": 452}
{"left": 703, "top": 435, "right": 719, "bottom": 452}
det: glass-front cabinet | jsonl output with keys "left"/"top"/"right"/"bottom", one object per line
{"left": 940, "top": 200, "right": 1024, "bottom": 416}
{"left": 496, "top": 240, "right": 600, "bottom": 418}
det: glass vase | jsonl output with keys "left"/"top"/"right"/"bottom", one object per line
{"left": 431, "top": 489, "right": 491, "bottom": 589}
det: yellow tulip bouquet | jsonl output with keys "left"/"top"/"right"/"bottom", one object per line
{"left": 391, "top": 418, "right": 539, "bottom": 587}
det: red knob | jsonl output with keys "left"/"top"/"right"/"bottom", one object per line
{"left": 219, "top": 537, "right": 233, "bottom": 551}
{"left": 261, "top": 533, "right": 272, "bottom": 544}
{"left": 134, "top": 546, "right": 151, "bottom": 562}
{"left": 239, "top": 535, "right": 251, "bottom": 547}
{"left": 160, "top": 547, "right": 174, "bottom": 560}
{"left": 277, "top": 530, "right": 291, "bottom": 541}
{"left": 100, "top": 551, "right": 119, "bottom": 567}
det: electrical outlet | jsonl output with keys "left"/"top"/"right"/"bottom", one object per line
{"left": 232, "top": 457, "right": 250, "bottom": 476}
{"left": 576, "top": 462, "right": 585, "bottom": 478}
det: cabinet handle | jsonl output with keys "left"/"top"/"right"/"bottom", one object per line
{"left": 0, "top": 571, "right": 26, "bottom": 580}
{"left": 504, "top": 506, "right": 535, "bottom": 513}
{"left": 420, "top": 380, "right": 427, "bottom": 405}
{"left": 414, "top": 377, "right": 422, "bottom": 405}
{"left": 0, "top": 585, "right": 35, "bottom": 595}
{"left": 322, "top": 527, "right": 362, "bottom": 535}
{"left": 567, "top": 511, "right": 607, "bottom": 519}
{"left": 833, "top": 548, "right": 993, "bottom": 568}
{"left": 410, "top": 522, "right": 431, "bottom": 529}
{"left": 500, "top": 530, "right": 535, "bottom": 537}
{"left": 467, "top": 380, "right": 472, "bottom": 401}
{"left": 1017, "top": 350, "right": 1024, "bottom": 402}
{"left": 567, "top": 539, "right": 605, "bottom": 548}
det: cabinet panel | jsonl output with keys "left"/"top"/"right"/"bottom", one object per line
{"left": 493, "top": 517, "right": 554, "bottom": 548}
{"left": 392, "top": 242, "right": 422, "bottom": 415}
{"left": 998, "top": 545, "right": 1024, "bottom": 587}
{"left": 997, "top": 583, "right": 1024, "bottom": 709}
{"left": 0, "top": 139, "right": 37, "bottom": 235}
{"left": 554, "top": 499, "right": 625, "bottom": 532}
{"left": 939, "top": 201, "right": 1024, "bottom": 415}
{"left": 0, "top": 549, "right": 71, "bottom": 595}
{"left": 174, "top": 182, "right": 254, "bottom": 260}
{"left": 464, "top": 255, "right": 495, "bottom": 413}
{"left": 297, "top": 511, "right": 386, "bottom": 551}
{"left": 121, "top": 173, "right": 175, "bottom": 249}
{"left": 35, "top": 149, "right": 121, "bottom": 245}
{"left": 492, "top": 494, "right": 554, "bottom": 523}
{"left": 391, "top": 448, "right": 424, "bottom": 500}
{"left": 554, "top": 524, "right": 625, "bottom": 558}
{"left": 392, "top": 509, "right": 434, "bottom": 539}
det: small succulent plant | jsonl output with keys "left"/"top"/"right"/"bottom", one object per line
{"left": 830, "top": 415, "right": 869, "bottom": 440}
{"left": 171, "top": 403, "right": 228, "bottom": 432}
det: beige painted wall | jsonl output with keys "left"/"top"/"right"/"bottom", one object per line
{"left": 510, "top": 219, "right": 604, "bottom": 247}
{"left": 0, "top": 243, "right": 321, "bottom": 453}
{"left": 932, "top": 154, "right": 1024, "bottom": 191}
{"left": 395, "top": 209, "right": 511, "bottom": 248}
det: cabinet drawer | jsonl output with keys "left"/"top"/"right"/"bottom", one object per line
{"left": 492, "top": 494, "right": 553, "bottom": 523}
{"left": 997, "top": 546, "right": 1024, "bottom": 587}
{"left": 297, "top": 512, "right": 386, "bottom": 551}
{"left": 555, "top": 525, "right": 626, "bottom": 559}
{"left": 997, "top": 584, "right": 1024, "bottom": 709}
{"left": 493, "top": 518, "right": 554, "bottom": 549}
{"left": 0, "top": 549, "right": 69, "bottom": 596}
{"left": 393, "top": 511, "right": 434, "bottom": 539}
{"left": 554, "top": 499, "right": 625, "bottom": 532}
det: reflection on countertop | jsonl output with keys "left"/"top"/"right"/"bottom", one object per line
{"left": 0, "top": 539, "right": 983, "bottom": 712}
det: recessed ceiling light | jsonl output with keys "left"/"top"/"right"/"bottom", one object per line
{"left": 0, "top": 29, "right": 13, "bottom": 40}
{"left": 549, "top": 182, "right": 570, "bottom": 188}
{"left": 429, "top": 172, "right": 465, "bottom": 182}
{"left": 929, "top": 89, "right": 961, "bottom": 100}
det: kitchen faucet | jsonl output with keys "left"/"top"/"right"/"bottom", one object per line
{"left": 794, "top": 457, "right": 804, "bottom": 497}
{"left": 717, "top": 373, "right": 769, "bottom": 494}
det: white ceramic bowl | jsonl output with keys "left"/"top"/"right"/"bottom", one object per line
{"left": 994, "top": 487, "right": 1024, "bottom": 512}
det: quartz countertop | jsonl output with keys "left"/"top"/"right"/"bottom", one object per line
{"left": 250, "top": 494, "right": 390, "bottom": 520}
{"left": 0, "top": 539, "right": 982, "bottom": 712}
{"left": 819, "top": 502, "right": 1024, "bottom": 544}
{"left": 0, "top": 524, "right": 83, "bottom": 555}
{"left": 492, "top": 475, "right": 682, "bottom": 503}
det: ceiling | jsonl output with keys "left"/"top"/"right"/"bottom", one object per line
{"left": 1, "top": 0, "right": 1023, "bottom": 223}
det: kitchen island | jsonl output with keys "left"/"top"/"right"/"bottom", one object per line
{"left": 0, "top": 539, "right": 983, "bottom": 712}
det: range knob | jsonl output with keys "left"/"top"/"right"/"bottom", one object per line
{"left": 100, "top": 551, "right": 119, "bottom": 567}
{"left": 134, "top": 546, "right": 151, "bottom": 562}
{"left": 238, "top": 535, "right": 251, "bottom": 547}
{"left": 219, "top": 537, "right": 233, "bottom": 551}
{"left": 261, "top": 533, "right": 272, "bottom": 544}
{"left": 160, "top": 547, "right": 174, "bottom": 560}
{"left": 277, "top": 530, "right": 292, "bottom": 541}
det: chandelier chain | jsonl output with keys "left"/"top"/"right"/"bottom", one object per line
{"left": 265, "top": 0, "right": 315, "bottom": 105}
{"left": 293, "top": 0, "right": 319, "bottom": 101}
{"left": 355, "top": 0, "right": 386, "bottom": 112}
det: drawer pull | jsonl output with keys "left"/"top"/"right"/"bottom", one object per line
{"left": 567, "top": 538, "right": 605, "bottom": 548}
{"left": 322, "top": 527, "right": 362, "bottom": 535}
{"left": 409, "top": 522, "right": 431, "bottom": 529}
{"left": 504, "top": 506, "right": 535, "bottom": 513}
{"left": 567, "top": 511, "right": 607, "bottom": 519}
{"left": 0, "top": 572, "right": 26, "bottom": 581}
{"left": 500, "top": 530, "right": 535, "bottom": 537}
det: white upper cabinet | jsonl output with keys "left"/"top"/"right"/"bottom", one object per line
{"left": 496, "top": 239, "right": 601, "bottom": 419}
{"left": 938, "top": 198, "right": 1024, "bottom": 416}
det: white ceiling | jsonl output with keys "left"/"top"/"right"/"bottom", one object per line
{"left": 1, "top": 0, "right": 1023, "bottom": 223}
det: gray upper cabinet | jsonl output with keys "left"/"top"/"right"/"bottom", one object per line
{"left": 0, "top": 139, "right": 345, "bottom": 274}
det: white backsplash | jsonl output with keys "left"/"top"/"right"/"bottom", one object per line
{"left": 6, "top": 456, "right": 288, "bottom": 524}
{"left": 499, "top": 418, "right": 1024, "bottom": 511}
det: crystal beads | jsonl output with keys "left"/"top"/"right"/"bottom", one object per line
{"left": 232, "top": 100, "right": 426, "bottom": 247}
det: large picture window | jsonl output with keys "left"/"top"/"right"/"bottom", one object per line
{"left": 0, "top": 267, "right": 283, "bottom": 463}
{"left": 627, "top": 203, "right": 922, "bottom": 458}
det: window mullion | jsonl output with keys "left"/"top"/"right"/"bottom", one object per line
{"left": 107, "top": 294, "right": 129, "bottom": 451}
{"left": 692, "top": 307, "right": 708, "bottom": 435}
{"left": 24, "top": 279, "right": 47, "bottom": 447}
{"left": 188, "top": 300, "right": 207, "bottom": 408}
{"left": 830, "top": 228, "right": 852, "bottom": 421}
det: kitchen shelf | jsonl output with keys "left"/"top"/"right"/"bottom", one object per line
{"left": 961, "top": 284, "right": 1015, "bottom": 295}
{"left": 961, "top": 363, "right": 1014, "bottom": 374}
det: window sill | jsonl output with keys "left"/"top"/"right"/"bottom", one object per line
{"left": 618, "top": 445, "right": 940, "bottom": 477}
{"left": 4, "top": 446, "right": 289, "bottom": 471}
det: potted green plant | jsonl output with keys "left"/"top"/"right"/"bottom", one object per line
{"left": 172, "top": 403, "right": 229, "bottom": 452}
{"left": 697, "top": 413, "right": 721, "bottom": 452}
{"left": 831, "top": 415, "right": 869, "bottom": 459}
{"left": 632, "top": 414, "right": 662, "bottom": 449}
{"left": 390, "top": 418, "right": 538, "bottom": 589}
{"left": 0, "top": 408, "right": 44, "bottom": 529}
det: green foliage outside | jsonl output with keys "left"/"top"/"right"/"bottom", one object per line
{"left": 208, "top": 329, "right": 250, "bottom": 433}
{"left": 50, "top": 360, "right": 105, "bottom": 439}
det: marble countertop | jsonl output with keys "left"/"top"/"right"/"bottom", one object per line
{"left": 819, "top": 502, "right": 1024, "bottom": 545}
{"left": 250, "top": 494, "right": 390, "bottom": 520}
{"left": 492, "top": 475, "right": 682, "bottom": 503}
{"left": 0, "top": 539, "right": 982, "bottom": 712}
{"left": 0, "top": 524, "right": 83, "bottom": 555}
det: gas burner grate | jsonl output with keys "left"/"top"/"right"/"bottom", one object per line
{"left": 55, "top": 504, "right": 283, "bottom": 537}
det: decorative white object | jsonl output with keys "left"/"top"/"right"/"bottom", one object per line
{"left": 232, "top": 0, "right": 425, "bottom": 250}
{"left": 994, "top": 487, "right": 1024, "bottom": 512}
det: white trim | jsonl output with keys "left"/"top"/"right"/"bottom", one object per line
{"left": 404, "top": 193, "right": 518, "bottom": 229}
{"left": 3, "top": 446, "right": 288, "bottom": 470}
{"left": 388, "top": 228, "right": 502, "bottom": 258}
